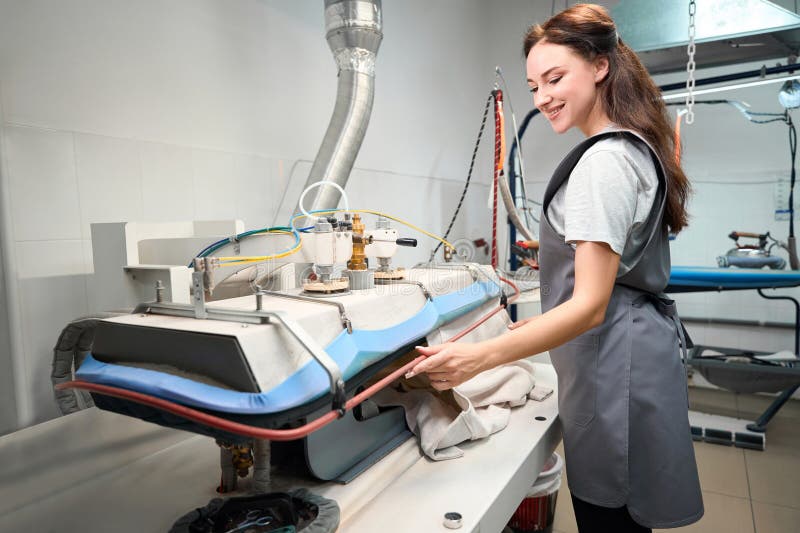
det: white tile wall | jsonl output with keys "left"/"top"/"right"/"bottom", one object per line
{"left": 236, "top": 154, "right": 275, "bottom": 230}
{"left": 81, "top": 239, "right": 94, "bottom": 275}
{"left": 358, "top": 0, "right": 492, "bottom": 180}
{"left": 704, "top": 324, "right": 745, "bottom": 351}
{"left": 15, "top": 240, "right": 88, "bottom": 280}
{"left": 683, "top": 322, "right": 708, "bottom": 347}
{"left": 74, "top": 133, "right": 143, "bottom": 240}
{"left": 766, "top": 302, "right": 795, "bottom": 324}
{"left": 0, "top": 242, "right": 18, "bottom": 435}
{"left": 140, "top": 142, "right": 195, "bottom": 223}
{"left": 191, "top": 149, "right": 238, "bottom": 221}
{"left": 0, "top": 0, "right": 291, "bottom": 156}
{"left": 739, "top": 325, "right": 794, "bottom": 354}
{"left": 18, "top": 275, "right": 89, "bottom": 425}
{"left": 273, "top": 159, "right": 312, "bottom": 227}
{"left": 686, "top": 321, "right": 797, "bottom": 398}
{"left": 13, "top": 240, "right": 90, "bottom": 423}
{"left": 4, "top": 125, "right": 81, "bottom": 241}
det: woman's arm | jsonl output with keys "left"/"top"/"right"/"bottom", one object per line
{"left": 407, "top": 241, "right": 620, "bottom": 388}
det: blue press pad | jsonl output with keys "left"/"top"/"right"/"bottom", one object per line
{"left": 76, "top": 280, "right": 500, "bottom": 415}
{"left": 669, "top": 266, "right": 800, "bottom": 290}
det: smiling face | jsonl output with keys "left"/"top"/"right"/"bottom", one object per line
{"left": 526, "top": 40, "right": 611, "bottom": 136}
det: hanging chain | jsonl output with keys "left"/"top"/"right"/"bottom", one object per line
{"left": 685, "top": 0, "right": 697, "bottom": 124}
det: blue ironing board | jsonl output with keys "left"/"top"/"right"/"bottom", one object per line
{"left": 667, "top": 266, "right": 800, "bottom": 293}
{"left": 666, "top": 265, "right": 800, "bottom": 434}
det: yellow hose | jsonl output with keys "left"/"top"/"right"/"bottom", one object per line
{"left": 300, "top": 209, "right": 456, "bottom": 252}
{"left": 216, "top": 208, "right": 456, "bottom": 265}
{"left": 217, "top": 230, "right": 302, "bottom": 264}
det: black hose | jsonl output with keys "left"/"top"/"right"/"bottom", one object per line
{"left": 431, "top": 94, "right": 493, "bottom": 259}
{"left": 507, "top": 108, "right": 541, "bottom": 193}
{"left": 507, "top": 108, "right": 541, "bottom": 272}
{"left": 789, "top": 116, "right": 796, "bottom": 239}
{"left": 664, "top": 100, "right": 788, "bottom": 124}
{"left": 658, "top": 63, "right": 800, "bottom": 93}
{"left": 787, "top": 116, "right": 800, "bottom": 269}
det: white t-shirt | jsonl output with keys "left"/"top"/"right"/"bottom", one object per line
{"left": 545, "top": 132, "right": 659, "bottom": 272}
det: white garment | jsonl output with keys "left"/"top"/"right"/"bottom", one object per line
{"left": 374, "top": 360, "right": 538, "bottom": 460}
{"left": 372, "top": 300, "right": 543, "bottom": 459}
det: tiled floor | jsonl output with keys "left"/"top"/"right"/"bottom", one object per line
{"left": 550, "top": 387, "right": 800, "bottom": 533}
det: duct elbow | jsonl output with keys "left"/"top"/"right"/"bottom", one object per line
{"left": 297, "top": 0, "right": 384, "bottom": 217}
{"left": 325, "top": 0, "right": 382, "bottom": 69}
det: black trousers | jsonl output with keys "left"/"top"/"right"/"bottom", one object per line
{"left": 571, "top": 494, "right": 651, "bottom": 533}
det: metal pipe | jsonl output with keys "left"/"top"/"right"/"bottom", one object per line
{"left": 257, "top": 290, "right": 352, "bottom": 333}
{"left": 252, "top": 439, "right": 271, "bottom": 493}
{"left": 297, "top": 0, "right": 383, "bottom": 219}
{"left": 219, "top": 446, "right": 238, "bottom": 493}
{"left": 757, "top": 288, "right": 800, "bottom": 356}
{"left": 659, "top": 62, "right": 798, "bottom": 93}
{"left": 0, "top": 92, "right": 27, "bottom": 428}
{"left": 681, "top": 316, "right": 795, "bottom": 329}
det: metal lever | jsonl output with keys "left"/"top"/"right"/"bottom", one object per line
{"left": 270, "top": 311, "right": 347, "bottom": 416}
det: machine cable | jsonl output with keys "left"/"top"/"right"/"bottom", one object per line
{"left": 508, "top": 107, "right": 543, "bottom": 226}
{"left": 298, "top": 208, "right": 457, "bottom": 254}
{"left": 667, "top": 99, "right": 790, "bottom": 124}
{"left": 430, "top": 94, "right": 493, "bottom": 261}
{"left": 491, "top": 88, "right": 504, "bottom": 269}
{"left": 496, "top": 67, "right": 536, "bottom": 235}
{"left": 190, "top": 226, "right": 305, "bottom": 268}
{"left": 788, "top": 115, "right": 799, "bottom": 268}
{"left": 190, "top": 206, "right": 455, "bottom": 270}
{"left": 51, "top": 313, "right": 129, "bottom": 415}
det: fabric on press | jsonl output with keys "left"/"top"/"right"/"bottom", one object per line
{"left": 374, "top": 359, "right": 537, "bottom": 460}
{"left": 373, "top": 306, "right": 538, "bottom": 460}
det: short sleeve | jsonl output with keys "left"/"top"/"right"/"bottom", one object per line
{"left": 562, "top": 149, "right": 639, "bottom": 255}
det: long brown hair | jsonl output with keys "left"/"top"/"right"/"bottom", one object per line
{"left": 524, "top": 4, "right": 690, "bottom": 233}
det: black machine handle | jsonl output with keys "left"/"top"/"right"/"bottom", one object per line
{"left": 395, "top": 238, "right": 418, "bottom": 247}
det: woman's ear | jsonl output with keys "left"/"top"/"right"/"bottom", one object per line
{"left": 594, "top": 56, "right": 610, "bottom": 83}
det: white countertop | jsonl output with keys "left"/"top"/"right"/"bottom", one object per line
{"left": 0, "top": 363, "right": 560, "bottom": 533}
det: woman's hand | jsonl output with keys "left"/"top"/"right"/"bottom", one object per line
{"left": 405, "top": 342, "right": 488, "bottom": 390}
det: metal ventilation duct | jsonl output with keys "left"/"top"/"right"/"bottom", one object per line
{"left": 612, "top": 0, "right": 800, "bottom": 74}
{"left": 297, "top": 0, "right": 382, "bottom": 217}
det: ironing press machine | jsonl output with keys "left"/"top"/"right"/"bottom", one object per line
{"left": 57, "top": 217, "right": 512, "bottom": 490}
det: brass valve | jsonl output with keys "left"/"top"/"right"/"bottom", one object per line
{"left": 348, "top": 213, "right": 369, "bottom": 271}
{"left": 217, "top": 441, "right": 254, "bottom": 478}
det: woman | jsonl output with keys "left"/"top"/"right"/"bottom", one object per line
{"left": 406, "top": 4, "right": 703, "bottom": 532}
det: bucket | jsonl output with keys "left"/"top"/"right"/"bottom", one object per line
{"left": 507, "top": 452, "right": 563, "bottom": 533}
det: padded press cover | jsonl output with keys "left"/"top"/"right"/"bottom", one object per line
{"left": 76, "top": 280, "right": 500, "bottom": 415}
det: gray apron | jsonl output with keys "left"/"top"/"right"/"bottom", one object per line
{"left": 539, "top": 129, "right": 704, "bottom": 528}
